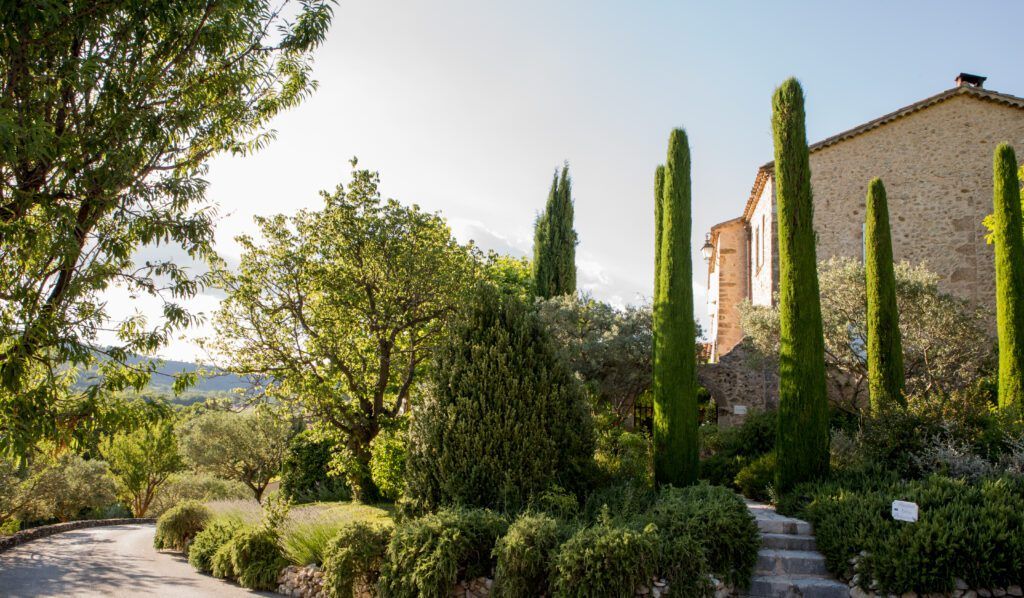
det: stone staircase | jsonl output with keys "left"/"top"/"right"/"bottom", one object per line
{"left": 743, "top": 501, "right": 849, "bottom": 598}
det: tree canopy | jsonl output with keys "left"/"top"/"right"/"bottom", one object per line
{"left": 533, "top": 165, "right": 577, "bottom": 298}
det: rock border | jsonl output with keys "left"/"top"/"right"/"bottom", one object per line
{"left": 0, "top": 518, "right": 155, "bottom": 553}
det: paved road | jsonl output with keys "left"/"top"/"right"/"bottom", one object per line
{"left": 0, "top": 523, "right": 274, "bottom": 597}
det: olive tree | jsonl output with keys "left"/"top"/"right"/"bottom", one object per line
{"left": 211, "top": 165, "right": 477, "bottom": 500}
{"left": 102, "top": 420, "right": 182, "bottom": 517}
{"left": 178, "top": 408, "right": 292, "bottom": 501}
{"left": 741, "top": 257, "right": 992, "bottom": 414}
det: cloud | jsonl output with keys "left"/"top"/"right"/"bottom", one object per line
{"left": 448, "top": 218, "right": 530, "bottom": 257}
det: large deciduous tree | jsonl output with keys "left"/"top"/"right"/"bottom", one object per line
{"left": 178, "top": 408, "right": 292, "bottom": 501}
{"left": 102, "top": 420, "right": 182, "bottom": 517}
{"left": 0, "top": 0, "right": 334, "bottom": 456}
{"left": 992, "top": 143, "right": 1024, "bottom": 409}
{"left": 653, "top": 128, "right": 698, "bottom": 487}
{"left": 533, "top": 165, "right": 577, "bottom": 298}
{"left": 212, "top": 166, "right": 476, "bottom": 500}
{"left": 771, "top": 78, "right": 829, "bottom": 491}
{"left": 864, "top": 178, "right": 905, "bottom": 413}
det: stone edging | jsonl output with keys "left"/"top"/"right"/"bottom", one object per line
{"left": 0, "top": 518, "right": 155, "bottom": 553}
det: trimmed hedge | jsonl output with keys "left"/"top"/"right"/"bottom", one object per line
{"left": 800, "top": 476, "right": 1024, "bottom": 593}
{"left": 321, "top": 522, "right": 391, "bottom": 598}
{"left": 378, "top": 507, "right": 508, "bottom": 598}
{"left": 153, "top": 500, "right": 210, "bottom": 553}
{"left": 222, "top": 527, "right": 289, "bottom": 590}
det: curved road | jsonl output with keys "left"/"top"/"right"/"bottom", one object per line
{"left": 0, "top": 523, "right": 274, "bottom": 597}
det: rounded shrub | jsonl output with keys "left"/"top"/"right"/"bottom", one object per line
{"left": 378, "top": 507, "right": 508, "bottom": 598}
{"left": 405, "top": 284, "right": 595, "bottom": 512}
{"left": 643, "top": 484, "right": 760, "bottom": 588}
{"left": 226, "top": 527, "right": 289, "bottom": 590}
{"left": 493, "top": 512, "right": 568, "bottom": 597}
{"left": 321, "top": 522, "right": 392, "bottom": 598}
{"left": 189, "top": 517, "right": 247, "bottom": 573}
{"left": 656, "top": 530, "right": 712, "bottom": 597}
{"left": 551, "top": 523, "right": 658, "bottom": 598}
{"left": 154, "top": 500, "right": 211, "bottom": 553}
{"left": 734, "top": 452, "right": 776, "bottom": 502}
{"left": 211, "top": 539, "right": 237, "bottom": 579}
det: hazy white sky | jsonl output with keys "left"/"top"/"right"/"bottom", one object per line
{"left": 111, "top": 0, "right": 1024, "bottom": 361}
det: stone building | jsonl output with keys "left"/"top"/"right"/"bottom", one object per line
{"left": 700, "top": 74, "right": 1024, "bottom": 419}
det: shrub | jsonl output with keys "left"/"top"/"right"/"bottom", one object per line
{"left": 211, "top": 538, "right": 237, "bottom": 579}
{"left": 369, "top": 424, "right": 407, "bottom": 501}
{"left": 223, "top": 527, "right": 289, "bottom": 590}
{"left": 493, "top": 512, "right": 568, "bottom": 597}
{"left": 656, "top": 530, "right": 712, "bottom": 598}
{"left": 734, "top": 452, "right": 776, "bottom": 502}
{"left": 698, "top": 453, "right": 746, "bottom": 488}
{"left": 528, "top": 486, "right": 579, "bottom": 521}
{"left": 189, "top": 517, "right": 246, "bottom": 573}
{"left": 280, "top": 430, "right": 351, "bottom": 503}
{"left": 643, "top": 484, "right": 760, "bottom": 588}
{"left": 594, "top": 428, "right": 652, "bottom": 486}
{"left": 321, "top": 522, "right": 392, "bottom": 598}
{"left": 149, "top": 472, "right": 251, "bottom": 516}
{"left": 581, "top": 482, "right": 656, "bottom": 524}
{"left": 551, "top": 523, "right": 658, "bottom": 598}
{"left": 378, "top": 507, "right": 508, "bottom": 598}
{"left": 154, "top": 500, "right": 211, "bottom": 553}
{"left": 717, "top": 410, "right": 776, "bottom": 459}
{"left": 405, "top": 284, "right": 595, "bottom": 512}
{"left": 41, "top": 454, "right": 118, "bottom": 522}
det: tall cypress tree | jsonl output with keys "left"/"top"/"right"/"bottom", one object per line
{"left": 653, "top": 130, "right": 697, "bottom": 486}
{"left": 993, "top": 143, "right": 1024, "bottom": 409}
{"left": 772, "top": 78, "right": 829, "bottom": 492}
{"left": 865, "top": 178, "right": 905, "bottom": 413}
{"left": 533, "top": 164, "right": 577, "bottom": 298}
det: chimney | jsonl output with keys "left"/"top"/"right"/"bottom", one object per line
{"left": 956, "top": 73, "right": 986, "bottom": 88}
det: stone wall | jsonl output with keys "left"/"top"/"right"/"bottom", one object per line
{"left": 698, "top": 339, "right": 779, "bottom": 428}
{"left": 709, "top": 218, "right": 749, "bottom": 360}
{"left": 749, "top": 177, "right": 776, "bottom": 307}
{"left": 0, "top": 518, "right": 155, "bottom": 553}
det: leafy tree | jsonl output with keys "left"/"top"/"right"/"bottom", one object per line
{"left": 0, "top": 452, "right": 63, "bottom": 527}
{"left": 481, "top": 251, "right": 534, "bottom": 301}
{"left": 102, "top": 420, "right": 183, "bottom": 517}
{"left": 533, "top": 165, "right": 577, "bottom": 298}
{"left": 865, "top": 178, "right": 905, "bottom": 413}
{"left": 212, "top": 165, "right": 477, "bottom": 500}
{"left": 992, "top": 144, "right": 1024, "bottom": 409}
{"left": 34, "top": 453, "right": 117, "bottom": 522}
{"left": 742, "top": 258, "right": 992, "bottom": 414}
{"left": 653, "top": 128, "right": 698, "bottom": 486}
{"left": 279, "top": 430, "right": 350, "bottom": 504}
{"left": 178, "top": 408, "right": 292, "bottom": 501}
{"left": 771, "top": 78, "right": 829, "bottom": 491}
{"left": 0, "top": 0, "right": 334, "bottom": 457}
{"left": 405, "top": 284, "right": 595, "bottom": 512}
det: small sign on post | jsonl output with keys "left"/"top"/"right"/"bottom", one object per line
{"left": 733, "top": 405, "right": 748, "bottom": 415}
{"left": 891, "top": 500, "right": 918, "bottom": 522}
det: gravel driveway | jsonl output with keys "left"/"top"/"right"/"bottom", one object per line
{"left": 0, "top": 523, "right": 274, "bottom": 597}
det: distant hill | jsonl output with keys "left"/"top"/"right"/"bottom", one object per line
{"left": 76, "top": 354, "right": 252, "bottom": 402}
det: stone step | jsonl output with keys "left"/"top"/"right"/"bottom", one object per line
{"left": 756, "top": 548, "right": 829, "bottom": 576}
{"left": 745, "top": 574, "right": 850, "bottom": 598}
{"left": 761, "top": 532, "right": 817, "bottom": 551}
{"left": 755, "top": 517, "right": 813, "bottom": 536}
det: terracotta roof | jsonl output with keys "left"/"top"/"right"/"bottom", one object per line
{"left": 739, "top": 84, "right": 1024, "bottom": 221}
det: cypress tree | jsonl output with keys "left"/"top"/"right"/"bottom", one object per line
{"left": 993, "top": 143, "right": 1024, "bottom": 409}
{"left": 771, "top": 78, "right": 829, "bottom": 492}
{"left": 653, "top": 129, "right": 698, "bottom": 486}
{"left": 653, "top": 165, "right": 666, "bottom": 385}
{"left": 533, "top": 164, "right": 577, "bottom": 298}
{"left": 865, "top": 178, "right": 905, "bottom": 413}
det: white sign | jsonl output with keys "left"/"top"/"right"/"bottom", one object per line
{"left": 891, "top": 500, "right": 919, "bottom": 522}
{"left": 733, "top": 405, "right": 748, "bottom": 415}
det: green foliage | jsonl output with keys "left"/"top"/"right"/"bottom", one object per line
{"left": 655, "top": 531, "right": 713, "bottom": 598}
{"left": 379, "top": 508, "right": 509, "bottom": 598}
{"left": 211, "top": 539, "right": 238, "bottom": 579}
{"left": 699, "top": 410, "right": 776, "bottom": 489}
{"left": 179, "top": 407, "right": 292, "bottom": 501}
{"left": 594, "top": 428, "right": 652, "bottom": 486}
{"left": 369, "top": 423, "right": 408, "bottom": 502}
{"left": 190, "top": 517, "right": 247, "bottom": 574}
{"left": 493, "top": 512, "right": 569, "bottom": 597}
{"left": 533, "top": 164, "right": 577, "bottom": 298}
{"left": 551, "top": 523, "right": 659, "bottom": 598}
{"left": 536, "top": 295, "right": 663, "bottom": 423}
{"left": 772, "top": 78, "right": 830, "bottom": 491}
{"left": 280, "top": 431, "right": 350, "bottom": 504}
{"left": 993, "top": 144, "right": 1024, "bottom": 409}
{"left": 799, "top": 476, "right": 1024, "bottom": 593}
{"left": 405, "top": 284, "right": 595, "bottom": 512}
{"left": 213, "top": 166, "right": 476, "bottom": 500}
{"left": 149, "top": 472, "right": 252, "bottom": 517}
{"left": 865, "top": 178, "right": 906, "bottom": 412}
{"left": 653, "top": 128, "right": 699, "bottom": 487}
{"left": 642, "top": 484, "right": 760, "bottom": 588}
{"left": 481, "top": 252, "right": 534, "bottom": 301}
{"left": 321, "top": 522, "right": 392, "bottom": 598}
{"left": 582, "top": 482, "right": 657, "bottom": 523}
{"left": 154, "top": 500, "right": 211, "bottom": 553}
{"left": 741, "top": 258, "right": 993, "bottom": 412}
{"left": 0, "top": 0, "right": 333, "bottom": 458}
{"left": 102, "top": 420, "right": 182, "bottom": 517}
{"left": 222, "top": 527, "right": 290, "bottom": 591}
{"left": 734, "top": 452, "right": 776, "bottom": 502}
{"left": 22, "top": 452, "right": 118, "bottom": 523}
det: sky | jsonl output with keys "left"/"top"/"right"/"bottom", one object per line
{"left": 114, "top": 0, "right": 1024, "bottom": 361}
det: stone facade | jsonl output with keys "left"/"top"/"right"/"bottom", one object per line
{"left": 703, "top": 79, "right": 1024, "bottom": 420}
{"left": 698, "top": 339, "right": 779, "bottom": 426}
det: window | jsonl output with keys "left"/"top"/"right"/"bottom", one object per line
{"left": 755, "top": 227, "right": 761, "bottom": 269}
